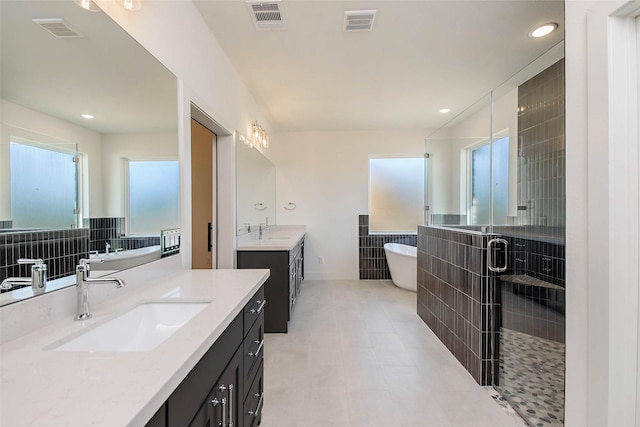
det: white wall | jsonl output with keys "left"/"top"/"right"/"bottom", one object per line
{"left": 101, "top": 132, "right": 178, "bottom": 217}
{"left": 268, "top": 130, "right": 433, "bottom": 280}
{"left": 1, "top": 100, "right": 104, "bottom": 219}
{"left": 94, "top": 0, "right": 272, "bottom": 267}
{"left": 565, "top": 0, "right": 634, "bottom": 425}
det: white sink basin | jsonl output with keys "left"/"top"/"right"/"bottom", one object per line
{"left": 49, "top": 299, "right": 212, "bottom": 352}
{"left": 266, "top": 236, "right": 291, "bottom": 240}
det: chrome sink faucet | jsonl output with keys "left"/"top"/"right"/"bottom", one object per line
{"left": 75, "top": 259, "right": 125, "bottom": 321}
{"left": 0, "top": 258, "right": 47, "bottom": 295}
{"left": 105, "top": 242, "right": 111, "bottom": 255}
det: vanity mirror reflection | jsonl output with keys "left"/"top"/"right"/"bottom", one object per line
{"left": 0, "top": 0, "right": 179, "bottom": 306}
{"left": 236, "top": 137, "right": 276, "bottom": 235}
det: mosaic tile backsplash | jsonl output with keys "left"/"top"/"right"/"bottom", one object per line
{"left": 0, "top": 228, "right": 89, "bottom": 285}
{"left": 358, "top": 215, "right": 417, "bottom": 280}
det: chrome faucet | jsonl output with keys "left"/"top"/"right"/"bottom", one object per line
{"left": 75, "top": 259, "right": 125, "bottom": 321}
{"left": 0, "top": 259, "right": 47, "bottom": 295}
{"left": 105, "top": 242, "right": 111, "bottom": 255}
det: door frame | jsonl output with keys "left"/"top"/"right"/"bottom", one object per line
{"left": 188, "top": 103, "right": 234, "bottom": 269}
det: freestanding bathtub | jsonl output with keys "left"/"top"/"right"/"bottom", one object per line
{"left": 383, "top": 243, "right": 417, "bottom": 292}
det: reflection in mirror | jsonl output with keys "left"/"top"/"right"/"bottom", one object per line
{"left": 236, "top": 136, "right": 276, "bottom": 235}
{"left": 425, "top": 43, "right": 565, "bottom": 235}
{"left": 0, "top": 0, "right": 179, "bottom": 306}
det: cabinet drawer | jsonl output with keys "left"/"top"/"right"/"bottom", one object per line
{"left": 243, "top": 309, "right": 265, "bottom": 397}
{"left": 243, "top": 286, "right": 265, "bottom": 336}
{"left": 243, "top": 360, "right": 264, "bottom": 427}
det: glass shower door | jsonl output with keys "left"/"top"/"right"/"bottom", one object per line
{"left": 491, "top": 60, "right": 567, "bottom": 427}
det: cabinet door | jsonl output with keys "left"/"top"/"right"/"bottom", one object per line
{"left": 188, "top": 401, "right": 214, "bottom": 427}
{"left": 210, "top": 346, "right": 243, "bottom": 427}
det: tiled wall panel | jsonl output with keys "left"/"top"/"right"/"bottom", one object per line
{"left": 358, "top": 215, "right": 417, "bottom": 280}
{"left": 0, "top": 228, "right": 89, "bottom": 288}
{"left": 417, "top": 225, "right": 499, "bottom": 385}
{"left": 516, "top": 59, "right": 565, "bottom": 227}
{"left": 85, "top": 217, "right": 160, "bottom": 252}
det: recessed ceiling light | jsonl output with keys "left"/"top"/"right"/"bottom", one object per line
{"left": 439, "top": 108, "right": 451, "bottom": 114}
{"left": 529, "top": 23, "right": 558, "bottom": 38}
{"left": 81, "top": 114, "right": 94, "bottom": 119}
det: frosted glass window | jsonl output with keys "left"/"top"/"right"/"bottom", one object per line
{"left": 128, "top": 161, "right": 179, "bottom": 235}
{"left": 470, "top": 137, "right": 509, "bottom": 225}
{"left": 10, "top": 142, "right": 77, "bottom": 229}
{"left": 369, "top": 156, "right": 424, "bottom": 233}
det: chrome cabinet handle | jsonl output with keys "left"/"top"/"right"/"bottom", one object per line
{"left": 228, "top": 384, "right": 234, "bottom": 427}
{"left": 221, "top": 397, "right": 227, "bottom": 427}
{"left": 250, "top": 299, "right": 266, "bottom": 314}
{"left": 487, "top": 238, "right": 509, "bottom": 273}
{"left": 248, "top": 339, "right": 264, "bottom": 358}
{"left": 248, "top": 392, "right": 264, "bottom": 417}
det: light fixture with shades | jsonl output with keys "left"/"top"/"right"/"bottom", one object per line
{"left": 252, "top": 121, "right": 269, "bottom": 149}
{"left": 73, "top": 0, "right": 101, "bottom": 12}
{"left": 116, "top": 0, "right": 142, "bottom": 11}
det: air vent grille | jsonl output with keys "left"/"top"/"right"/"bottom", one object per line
{"left": 246, "top": 1, "right": 286, "bottom": 30}
{"left": 32, "top": 18, "right": 84, "bottom": 38}
{"left": 344, "top": 10, "right": 377, "bottom": 32}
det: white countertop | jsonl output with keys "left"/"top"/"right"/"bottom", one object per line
{"left": 236, "top": 229, "right": 305, "bottom": 251}
{"left": 0, "top": 268, "right": 269, "bottom": 427}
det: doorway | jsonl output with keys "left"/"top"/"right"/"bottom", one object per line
{"left": 190, "top": 118, "right": 216, "bottom": 269}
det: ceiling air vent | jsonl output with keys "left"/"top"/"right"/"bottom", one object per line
{"left": 344, "top": 10, "right": 376, "bottom": 32}
{"left": 32, "top": 18, "right": 84, "bottom": 38}
{"left": 246, "top": 1, "right": 286, "bottom": 31}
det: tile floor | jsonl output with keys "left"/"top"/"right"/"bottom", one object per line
{"left": 261, "top": 279, "right": 527, "bottom": 427}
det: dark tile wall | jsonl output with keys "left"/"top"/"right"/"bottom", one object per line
{"left": 500, "top": 233, "right": 565, "bottom": 288}
{"left": 0, "top": 228, "right": 89, "bottom": 288}
{"left": 85, "top": 217, "right": 124, "bottom": 252}
{"left": 358, "top": 215, "right": 417, "bottom": 280}
{"left": 0, "top": 220, "right": 13, "bottom": 230}
{"left": 499, "top": 279, "right": 565, "bottom": 342}
{"left": 516, "top": 58, "right": 565, "bottom": 227}
{"left": 84, "top": 217, "right": 160, "bottom": 252}
{"left": 430, "top": 214, "right": 467, "bottom": 225}
{"left": 417, "top": 225, "right": 500, "bottom": 385}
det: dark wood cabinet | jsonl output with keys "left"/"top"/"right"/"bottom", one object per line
{"left": 147, "top": 285, "right": 265, "bottom": 427}
{"left": 237, "top": 238, "right": 304, "bottom": 333}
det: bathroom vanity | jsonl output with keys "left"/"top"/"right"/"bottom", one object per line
{"left": 0, "top": 268, "right": 268, "bottom": 426}
{"left": 237, "top": 228, "right": 305, "bottom": 333}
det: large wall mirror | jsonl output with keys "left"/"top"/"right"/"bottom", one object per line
{"left": 236, "top": 138, "right": 276, "bottom": 235}
{"left": 0, "top": 1, "right": 179, "bottom": 306}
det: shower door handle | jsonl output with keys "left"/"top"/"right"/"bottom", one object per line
{"left": 487, "top": 238, "right": 509, "bottom": 273}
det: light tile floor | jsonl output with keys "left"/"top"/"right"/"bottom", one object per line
{"left": 261, "top": 280, "right": 527, "bottom": 427}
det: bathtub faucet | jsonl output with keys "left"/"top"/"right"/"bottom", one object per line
{"left": 75, "top": 258, "right": 125, "bottom": 321}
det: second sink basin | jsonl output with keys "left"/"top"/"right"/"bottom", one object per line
{"left": 49, "top": 299, "right": 212, "bottom": 352}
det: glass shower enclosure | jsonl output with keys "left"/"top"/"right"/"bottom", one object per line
{"left": 422, "top": 46, "right": 566, "bottom": 426}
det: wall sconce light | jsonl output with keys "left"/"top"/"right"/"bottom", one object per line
{"left": 73, "top": 0, "right": 101, "bottom": 12}
{"left": 116, "top": 0, "right": 142, "bottom": 11}
{"left": 252, "top": 121, "right": 269, "bottom": 149}
{"left": 239, "top": 134, "right": 254, "bottom": 149}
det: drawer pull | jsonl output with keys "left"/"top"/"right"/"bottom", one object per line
{"left": 250, "top": 299, "right": 267, "bottom": 314}
{"left": 248, "top": 392, "right": 264, "bottom": 417}
{"left": 248, "top": 339, "right": 264, "bottom": 358}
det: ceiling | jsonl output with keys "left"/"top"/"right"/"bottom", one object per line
{"left": 1, "top": 1, "right": 177, "bottom": 135}
{"left": 194, "top": 0, "right": 564, "bottom": 132}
